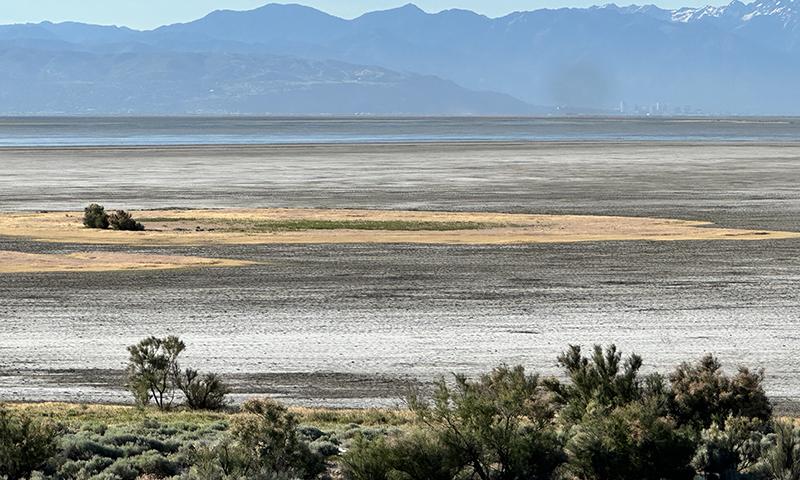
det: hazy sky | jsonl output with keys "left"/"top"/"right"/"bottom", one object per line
{"left": 2, "top": 0, "right": 726, "bottom": 29}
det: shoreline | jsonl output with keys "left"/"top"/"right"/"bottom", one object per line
{"left": 2, "top": 373, "right": 798, "bottom": 416}
{"left": 3, "top": 139, "right": 800, "bottom": 151}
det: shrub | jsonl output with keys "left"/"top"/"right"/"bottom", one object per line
{"left": 691, "top": 417, "right": 768, "bottom": 480}
{"left": 181, "top": 444, "right": 229, "bottom": 480}
{"left": 299, "top": 426, "right": 326, "bottom": 442}
{"left": 546, "top": 344, "right": 646, "bottom": 423}
{"left": 61, "top": 436, "right": 123, "bottom": 460}
{"left": 228, "top": 398, "right": 325, "bottom": 479}
{"left": 101, "top": 458, "right": 139, "bottom": 480}
{"left": 341, "top": 432, "right": 463, "bottom": 480}
{"left": 0, "top": 406, "right": 60, "bottom": 480}
{"left": 83, "top": 203, "right": 109, "bottom": 229}
{"left": 408, "top": 364, "right": 564, "bottom": 480}
{"left": 341, "top": 436, "right": 395, "bottom": 480}
{"left": 57, "top": 456, "right": 116, "bottom": 479}
{"left": 176, "top": 369, "right": 230, "bottom": 411}
{"left": 758, "top": 421, "right": 800, "bottom": 480}
{"left": 563, "top": 401, "right": 696, "bottom": 480}
{"left": 128, "top": 449, "right": 181, "bottom": 477}
{"left": 108, "top": 209, "right": 144, "bottom": 231}
{"left": 669, "top": 354, "right": 772, "bottom": 428}
{"left": 309, "top": 439, "right": 340, "bottom": 458}
{"left": 126, "top": 336, "right": 186, "bottom": 409}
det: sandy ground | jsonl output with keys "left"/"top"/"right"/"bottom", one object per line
{"left": 1, "top": 141, "right": 799, "bottom": 408}
{"left": 0, "top": 250, "right": 250, "bottom": 273}
{"left": 1, "top": 208, "right": 797, "bottom": 247}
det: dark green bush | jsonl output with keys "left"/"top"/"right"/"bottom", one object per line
{"left": 83, "top": 203, "right": 109, "bottom": 229}
{"left": 108, "top": 209, "right": 144, "bottom": 231}
{"left": 299, "top": 425, "right": 326, "bottom": 441}
{"left": 384, "top": 431, "right": 462, "bottom": 480}
{"left": 176, "top": 369, "right": 231, "bottom": 411}
{"left": 563, "top": 401, "right": 696, "bottom": 480}
{"left": 0, "top": 406, "right": 60, "bottom": 480}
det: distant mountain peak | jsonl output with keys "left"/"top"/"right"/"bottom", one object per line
{"left": 396, "top": 3, "right": 426, "bottom": 13}
{"left": 360, "top": 3, "right": 427, "bottom": 17}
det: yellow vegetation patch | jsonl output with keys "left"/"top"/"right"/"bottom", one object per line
{"left": 4, "top": 402, "right": 414, "bottom": 429}
{"left": 0, "top": 250, "right": 251, "bottom": 273}
{"left": 0, "top": 208, "right": 798, "bottom": 247}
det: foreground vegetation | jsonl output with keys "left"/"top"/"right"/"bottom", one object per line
{"left": 2, "top": 344, "right": 799, "bottom": 480}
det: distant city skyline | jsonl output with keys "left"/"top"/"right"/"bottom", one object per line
{"left": 2, "top": 0, "right": 733, "bottom": 29}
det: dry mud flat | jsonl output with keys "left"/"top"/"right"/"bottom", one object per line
{"left": 1, "top": 141, "right": 799, "bottom": 407}
{"left": 2, "top": 142, "right": 800, "bottom": 231}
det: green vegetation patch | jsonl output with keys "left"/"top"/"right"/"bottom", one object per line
{"left": 138, "top": 217, "right": 494, "bottom": 232}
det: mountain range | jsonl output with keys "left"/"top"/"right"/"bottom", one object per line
{"left": 0, "top": 1, "right": 798, "bottom": 115}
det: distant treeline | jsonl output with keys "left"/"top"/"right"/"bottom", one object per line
{"left": 1, "top": 340, "right": 799, "bottom": 480}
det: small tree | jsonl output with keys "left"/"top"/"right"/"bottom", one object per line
{"left": 83, "top": 203, "right": 109, "bottom": 229}
{"left": 176, "top": 369, "right": 230, "bottom": 411}
{"left": 108, "top": 210, "right": 144, "bottom": 231}
{"left": 126, "top": 336, "right": 185, "bottom": 410}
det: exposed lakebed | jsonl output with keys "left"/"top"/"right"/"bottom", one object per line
{"left": 1, "top": 140, "right": 798, "bottom": 408}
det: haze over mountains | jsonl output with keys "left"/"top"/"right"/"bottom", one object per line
{"left": 1, "top": 1, "right": 798, "bottom": 115}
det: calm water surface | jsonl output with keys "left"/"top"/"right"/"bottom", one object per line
{"left": 0, "top": 117, "right": 799, "bottom": 146}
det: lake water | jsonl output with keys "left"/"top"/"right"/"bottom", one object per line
{"left": 1, "top": 117, "right": 799, "bottom": 146}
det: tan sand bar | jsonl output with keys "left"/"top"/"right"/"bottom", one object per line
{"left": 0, "top": 208, "right": 798, "bottom": 246}
{"left": 0, "top": 250, "right": 251, "bottom": 273}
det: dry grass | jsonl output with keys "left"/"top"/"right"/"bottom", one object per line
{"left": 0, "top": 250, "right": 252, "bottom": 273}
{"left": 3, "top": 402, "right": 414, "bottom": 429}
{"left": 1, "top": 208, "right": 798, "bottom": 247}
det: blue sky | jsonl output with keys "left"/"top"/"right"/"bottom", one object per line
{"left": 2, "top": 0, "right": 726, "bottom": 29}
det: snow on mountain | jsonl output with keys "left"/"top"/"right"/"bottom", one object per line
{"left": 604, "top": 0, "right": 797, "bottom": 25}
